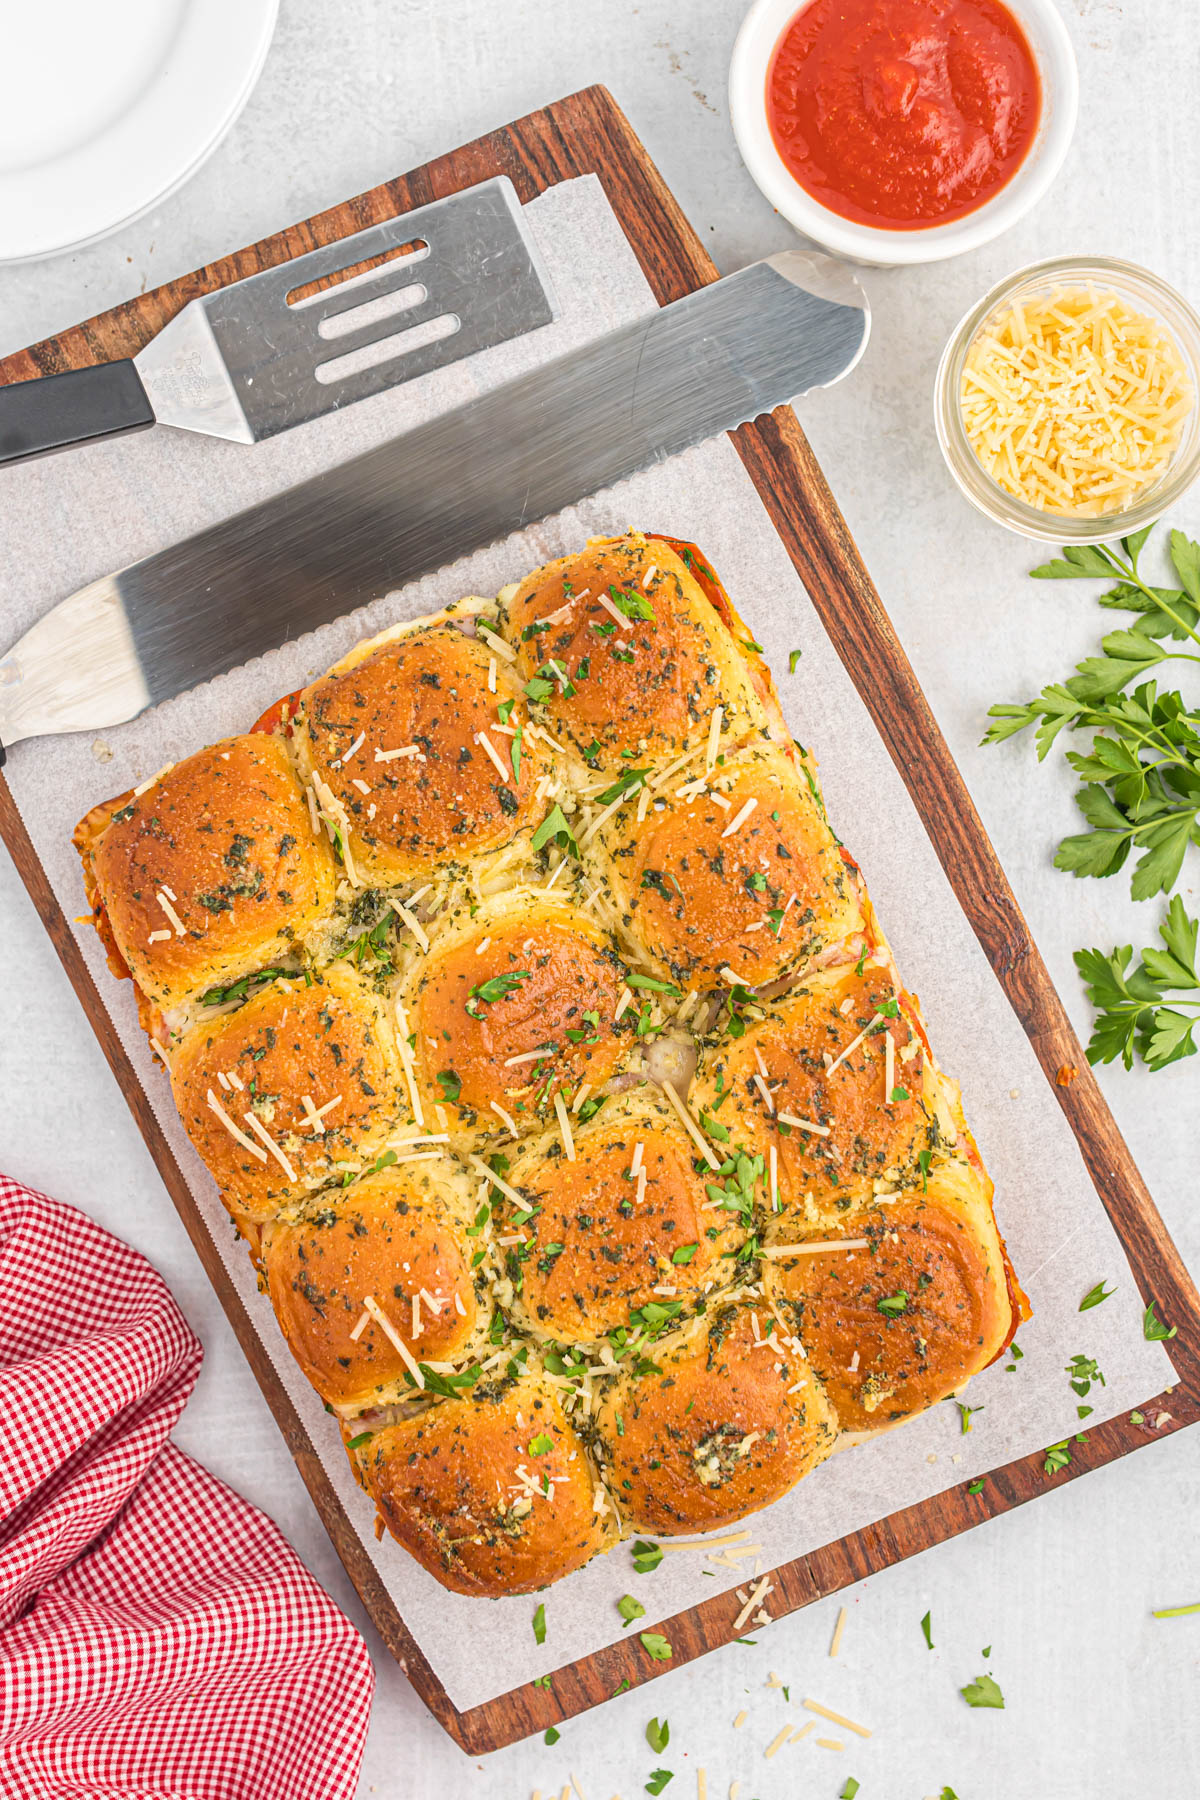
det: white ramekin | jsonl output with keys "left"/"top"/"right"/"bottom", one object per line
{"left": 729, "top": 0, "right": 1079, "bottom": 266}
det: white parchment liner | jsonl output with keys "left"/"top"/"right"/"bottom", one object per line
{"left": 0, "top": 178, "right": 1174, "bottom": 1709}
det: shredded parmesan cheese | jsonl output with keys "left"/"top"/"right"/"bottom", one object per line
{"left": 762, "top": 1238, "right": 870, "bottom": 1259}
{"left": 661, "top": 1081, "right": 722, "bottom": 1172}
{"left": 777, "top": 1111, "right": 830, "bottom": 1137}
{"left": 362, "top": 1293, "right": 424, "bottom": 1387}
{"left": 802, "top": 1698, "right": 872, "bottom": 1738}
{"left": 721, "top": 796, "right": 757, "bottom": 838}
{"left": 553, "top": 1091, "right": 576, "bottom": 1161}
{"left": 961, "top": 285, "right": 1193, "bottom": 516}
{"left": 829, "top": 1605, "right": 847, "bottom": 1658}
{"left": 477, "top": 624, "right": 515, "bottom": 662}
{"left": 242, "top": 1112, "right": 297, "bottom": 1181}
{"left": 206, "top": 1089, "right": 267, "bottom": 1162}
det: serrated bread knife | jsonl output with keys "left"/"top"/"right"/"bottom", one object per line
{"left": 0, "top": 251, "right": 869, "bottom": 761}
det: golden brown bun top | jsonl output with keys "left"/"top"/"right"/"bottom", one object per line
{"left": 499, "top": 1090, "right": 746, "bottom": 1344}
{"left": 694, "top": 957, "right": 941, "bottom": 1222}
{"left": 349, "top": 1366, "right": 616, "bottom": 1596}
{"left": 599, "top": 742, "right": 862, "bottom": 988}
{"left": 262, "top": 1161, "right": 485, "bottom": 1409}
{"left": 85, "top": 735, "right": 335, "bottom": 1008}
{"left": 294, "top": 621, "right": 547, "bottom": 884}
{"left": 405, "top": 889, "right": 630, "bottom": 1144}
{"left": 501, "top": 535, "right": 764, "bottom": 767}
{"left": 593, "top": 1298, "right": 837, "bottom": 1535}
{"left": 763, "top": 1163, "right": 1014, "bottom": 1431}
{"left": 170, "top": 962, "right": 403, "bottom": 1221}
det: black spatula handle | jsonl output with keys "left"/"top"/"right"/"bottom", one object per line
{"left": 0, "top": 361, "right": 155, "bottom": 466}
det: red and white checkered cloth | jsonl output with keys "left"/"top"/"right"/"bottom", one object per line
{"left": 0, "top": 1173, "right": 374, "bottom": 1800}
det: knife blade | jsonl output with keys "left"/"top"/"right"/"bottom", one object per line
{"left": 0, "top": 252, "right": 869, "bottom": 758}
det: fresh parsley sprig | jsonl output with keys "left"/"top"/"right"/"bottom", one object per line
{"left": 1074, "top": 895, "right": 1200, "bottom": 1069}
{"left": 984, "top": 527, "right": 1200, "bottom": 903}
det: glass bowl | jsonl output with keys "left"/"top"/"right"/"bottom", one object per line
{"left": 933, "top": 256, "right": 1200, "bottom": 543}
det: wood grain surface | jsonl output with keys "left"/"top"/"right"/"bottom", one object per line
{"left": 2, "top": 85, "right": 1195, "bottom": 1755}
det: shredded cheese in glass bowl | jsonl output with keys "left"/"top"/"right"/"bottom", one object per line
{"left": 935, "top": 257, "right": 1200, "bottom": 543}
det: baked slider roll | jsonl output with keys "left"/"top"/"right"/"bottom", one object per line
{"left": 347, "top": 1363, "right": 617, "bottom": 1595}
{"left": 292, "top": 619, "right": 548, "bottom": 887}
{"left": 762, "top": 1163, "right": 1016, "bottom": 1430}
{"left": 693, "top": 953, "right": 954, "bottom": 1227}
{"left": 261, "top": 1160, "right": 488, "bottom": 1411}
{"left": 75, "top": 734, "right": 336, "bottom": 1011}
{"left": 596, "top": 741, "right": 863, "bottom": 991}
{"left": 401, "top": 887, "right": 632, "bottom": 1146}
{"left": 593, "top": 1298, "right": 837, "bottom": 1535}
{"left": 170, "top": 964, "right": 405, "bottom": 1222}
{"left": 495, "top": 1089, "right": 747, "bottom": 1345}
{"left": 498, "top": 533, "right": 766, "bottom": 769}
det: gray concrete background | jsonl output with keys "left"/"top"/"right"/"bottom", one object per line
{"left": 1, "top": 2, "right": 1197, "bottom": 1794}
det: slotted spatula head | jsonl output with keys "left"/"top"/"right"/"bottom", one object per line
{"left": 134, "top": 176, "right": 558, "bottom": 442}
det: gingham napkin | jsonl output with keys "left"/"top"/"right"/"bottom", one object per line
{"left": 0, "top": 1173, "right": 374, "bottom": 1800}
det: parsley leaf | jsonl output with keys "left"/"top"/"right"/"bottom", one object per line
{"left": 960, "top": 1673, "right": 1005, "bottom": 1709}
{"left": 645, "top": 1774, "right": 673, "bottom": 1796}
{"left": 671, "top": 1243, "right": 698, "bottom": 1265}
{"left": 469, "top": 970, "right": 531, "bottom": 1007}
{"left": 436, "top": 1069, "right": 461, "bottom": 1104}
{"left": 529, "top": 1433, "right": 554, "bottom": 1456}
{"left": 921, "top": 1609, "right": 934, "bottom": 1649}
{"left": 639, "top": 1631, "right": 673, "bottom": 1661}
{"left": 1043, "top": 1440, "right": 1072, "bottom": 1475}
{"left": 531, "top": 802, "right": 579, "bottom": 859}
{"left": 532, "top": 1603, "right": 547, "bottom": 1645}
{"left": 618, "top": 1594, "right": 646, "bottom": 1629}
{"left": 646, "top": 1716, "right": 670, "bottom": 1754}
{"left": 543, "top": 1725, "right": 560, "bottom": 1745}
{"left": 1080, "top": 1280, "right": 1116, "bottom": 1311}
{"left": 1144, "top": 1299, "right": 1178, "bottom": 1340}
{"left": 789, "top": 647, "right": 803, "bottom": 673}
{"left": 632, "top": 1540, "right": 664, "bottom": 1574}
{"left": 1075, "top": 898, "right": 1200, "bottom": 1071}
{"left": 877, "top": 1291, "right": 908, "bottom": 1317}
{"left": 840, "top": 1782, "right": 861, "bottom": 1800}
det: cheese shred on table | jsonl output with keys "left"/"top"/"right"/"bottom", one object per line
{"left": 960, "top": 286, "right": 1193, "bottom": 516}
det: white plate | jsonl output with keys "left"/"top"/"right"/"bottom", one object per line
{"left": 0, "top": 0, "right": 279, "bottom": 264}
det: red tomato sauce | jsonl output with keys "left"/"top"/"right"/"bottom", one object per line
{"left": 766, "top": 0, "right": 1041, "bottom": 229}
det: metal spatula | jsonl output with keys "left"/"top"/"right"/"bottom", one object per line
{"left": 0, "top": 177, "right": 556, "bottom": 465}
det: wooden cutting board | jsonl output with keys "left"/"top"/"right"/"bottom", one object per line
{"left": 2, "top": 85, "right": 1196, "bottom": 1755}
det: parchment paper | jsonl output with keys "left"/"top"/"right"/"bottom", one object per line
{"left": 0, "top": 177, "right": 1175, "bottom": 1710}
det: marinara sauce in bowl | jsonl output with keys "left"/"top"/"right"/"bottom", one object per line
{"left": 731, "top": 0, "right": 1078, "bottom": 264}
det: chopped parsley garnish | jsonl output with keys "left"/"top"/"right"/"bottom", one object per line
{"left": 596, "top": 767, "right": 650, "bottom": 804}
{"left": 877, "top": 1291, "right": 908, "bottom": 1317}
{"left": 346, "top": 1431, "right": 374, "bottom": 1450}
{"left": 960, "top": 1674, "right": 1005, "bottom": 1709}
{"left": 1079, "top": 1279, "right": 1116, "bottom": 1311}
{"left": 632, "top": 1540, "right": 664, "bottom": 1574}
{"left": 543, "top": 1725, "right": 560, "bottom": 1745}
{"left": 956, "top": 1402, "right": 984, "bottom": 1434}
{"left": 645, "top": 1774, "right": 673, "bottom": 1796}
{"left": 671, "top": 1243, "right": 698, "bottom": 1265}
{"left": 1144, "top": 1299, "right": 1177, "bottom": 1340}
{"left": 639, "top": 1631, "right": 673, "bottom": 1661}
{"left": 788, "top": 648, "right": 803, "bottom": 673}
{"left": 626, "top": 973, "right": 682, "bottom": 995}
{"left": 618, "top": 1594, "right": 646, "bottom": 1629}
{"left": 608, "top": 583, "right": 656, "bottom": 622}
{"left": 532, "top": 1603, "right": 547, "bottom": 1645}
{"left": 468, "top": 970, "right": 531, "bottom": 1012}
{"left": 645, "top": 1716, "right": 670, "bottom": 1753}
{"left": 529, "top": 1433, "right": 554, "bottom": 1456}
{"left": 531, "top": 802, "right": 579, "bottom": 858}
{"left": 436, "top": 1070, "right": 461, "bottom": 1104}
{"left": 921, "top": 1609, "right": 934, "bottom": 1649}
